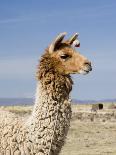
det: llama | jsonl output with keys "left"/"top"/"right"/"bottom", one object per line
{"left": 0, "top": 32, "right": 92, "bottom": 155}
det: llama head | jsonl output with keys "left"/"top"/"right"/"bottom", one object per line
{"left": 47, "top": 32, "right": 92, "bottom": 75}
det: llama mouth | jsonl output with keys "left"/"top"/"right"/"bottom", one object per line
{"left": 83, "top": 70, "right": 90, "bottom": 74}
{"left": 79, "top": 68, "right": 92, "bottom": 75}
{"left": 72, "top": 69, "right": 91, "bottom": 75}
{"left": 81, "top": 70, "right": 89, "bottom": 75}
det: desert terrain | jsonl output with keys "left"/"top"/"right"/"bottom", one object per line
{"left": 1, "top": 103, "right": 116, "bottom": 155}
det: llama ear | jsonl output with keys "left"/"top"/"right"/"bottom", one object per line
{"left": 49, "top": 32, "right": 67, "bottom": 53}
{"left": 68, "top": 33, "right": 80, "bottom": 47}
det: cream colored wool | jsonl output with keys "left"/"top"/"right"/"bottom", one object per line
{"left": 0, "top": 80, "right": 72, "bottom": 155}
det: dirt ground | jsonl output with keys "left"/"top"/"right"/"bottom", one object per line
{"left": 60, "top": 104, "right": 116, "bottom": 155}
{"left": 60, "top": 120, "right": 116, "bottom": 155}
{"left": 1, "top": 103, "right": 116, "bottom": 155}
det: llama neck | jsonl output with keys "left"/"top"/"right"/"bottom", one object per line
{"left": 32, "top": 73, "right": 73, "bottom": 118}
{"left": 26, "top": 74, "right": 72, "bottom": 154}
{"left": 26, "top": 54, "right": 73, "bottom": 154}
{"left": 32, "top": 53, "right": 73, "bottom": 121}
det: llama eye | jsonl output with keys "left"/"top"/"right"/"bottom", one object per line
{"left": 60, "top": 54, "right": 69, "bottom": 60}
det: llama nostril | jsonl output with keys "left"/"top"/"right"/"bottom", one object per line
{"left": 84, "top": 61, "right": 92, "bottom": 71}
{"left": 89, "top": 66, "right": 92, "bottom": 71}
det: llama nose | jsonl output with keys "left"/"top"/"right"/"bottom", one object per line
{"left": 84, "top": 61, "right": 92, "bottom": 71}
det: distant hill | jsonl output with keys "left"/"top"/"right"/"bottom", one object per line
{"left": 0, "top": 98, "right": 116, "bottom": 106}
{"left": 0, "top": 98, "right": 34, "bottom": 106}
{"left": 72, "top": 99, "right": 116, "bottom": 104}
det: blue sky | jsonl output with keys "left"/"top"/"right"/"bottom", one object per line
{"left": 0, "top": 0, "right": 116, "bottom": 100}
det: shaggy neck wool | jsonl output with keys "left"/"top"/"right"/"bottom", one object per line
{"left": 27, "top": 52, "right": 73, "bottom": 154}
{"left": 36, "top": 52, "right": 73, "bottom": 103}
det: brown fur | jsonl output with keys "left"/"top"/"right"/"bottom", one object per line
{"left": 36, "top": 49, "right": 73, "bottom": 100}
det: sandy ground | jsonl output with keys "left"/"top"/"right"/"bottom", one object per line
{"left": 60, "top": 104, "right": 116, "bottom": 155}
{"left": 60, "top": 120, "right": 116, "bottom": 155}
{"left": 1, "top": 103, "right": 116, "bottom": 155}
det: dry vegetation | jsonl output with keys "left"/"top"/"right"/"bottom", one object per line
{"left": 1, "top": 103, "right": 116, "bottom": 155}
{"left": 0, "top": 105, "right": 32, "bottom": 115}
{"left": 60, "top": 103, "right": 116, "bottom": 155}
